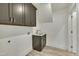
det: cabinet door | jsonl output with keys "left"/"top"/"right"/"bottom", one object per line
{"left": 24, "top": 3, "right": 31, "bottom": 26}
{"left": 11, "top": 3, "right": 24, "bottom": 25}
{"left": 30, "top": 4, "right": 36, "bottom": 26}
{"left": 0, "top": 3, "right": 10, "bottom": 24}
{"left": 24, "top": 4, "right": 36, "bottom": 26}
{"left": 32, "top": 36, "right": 41, "bottom": 51}
{"left": 42, "top": 34, "right": 46, "bottom": 48}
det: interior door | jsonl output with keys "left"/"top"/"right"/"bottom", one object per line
{"left": 68, "top": 15, "right": 72, "bottom": 52}
{"left": 68, "top": 11, "right": 77, "bottom": 53}
{"left": 0, "top": 3, "right": 10, "bottom": 24}
{"left": 11, "top": 3, "right": 24, "bottom": 25}
{"left": 72, "top": 11, "right": 77, "bottom": 53}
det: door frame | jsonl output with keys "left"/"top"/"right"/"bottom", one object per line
{"left": 67, "top": 4, "right": 77, "bottom": 53}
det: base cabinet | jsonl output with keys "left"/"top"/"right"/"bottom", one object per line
{"left": 32, "top": 34, "right": 46, "bottom": 51}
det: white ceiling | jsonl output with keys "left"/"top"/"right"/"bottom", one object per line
{"left": 33, "top": 3, "right": 72, "bottom": 11}
{"left": 33, "top": 3, "right": 48, "bottom": 9}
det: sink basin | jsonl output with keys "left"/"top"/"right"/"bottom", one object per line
{"left": 33, "top": 33, "right": 45, "bottom": 36}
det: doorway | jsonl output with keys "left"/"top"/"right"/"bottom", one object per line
{"left": 68, "top": 5, "right": 77, "bottom": 53}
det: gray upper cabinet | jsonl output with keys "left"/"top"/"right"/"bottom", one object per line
{"left": 24, "top": 3, "right": 31, "bottom": 26}
{"left": 24, "top": 3, "right": 36, "bottom": 26}
{"left": 30, "top": 4, "right": 36, "bottom": 26}
{"left": 0, "top": 3, "right": 10, "bottom": 24}
{"left": 0, "top": 3, "right": 36, "bottom": 27}
{"left": 10, "top": 3, "right": 24, "bottom": 25}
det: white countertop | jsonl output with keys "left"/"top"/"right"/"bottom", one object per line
{"left": 33, "top": 33, "right": 46, "bottom": 36}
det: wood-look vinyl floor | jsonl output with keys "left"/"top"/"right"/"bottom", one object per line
{"left": 26, "top": 46, "right": 76, "bottom": 56}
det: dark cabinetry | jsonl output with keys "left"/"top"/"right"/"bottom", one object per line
{"left": 0, "top": 3, "right": 10, "bottom": 24}
{"left": 24, "top": 3, "right": 36, "bottom": 26}
{"left": 30, "top": 4, "right": 36, "bottom": 26}
{"left": 24, "top": 4, "right": 31, "bottom": 26}
{"left": 32, "top": 34, "right": 46, "bottom": 51}
{"left": 0, "top": 3, "right": 36, "bottom": 26}
{"left": 10, "top": 3, "right": 24, "bottom": 25}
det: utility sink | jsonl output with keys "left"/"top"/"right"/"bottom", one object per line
{"left": 33, "top": 33, "right": 45, "bottom": 36}
{"left": 33, "top": 30, "right": 45, "bottom": 36}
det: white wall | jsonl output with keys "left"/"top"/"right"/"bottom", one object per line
{"left": 33, "top": 3, "right": 53, "bottom": 24}
{"left": 0, "top": 25, "right": 33, "bottom": 39}
{"left": 34, "top": 7, "right": 69, "bottom": 50}
{"left": 0, "top": 25, "right": 33, "bottom": 56}
{"left": 0, "top": 34, "right": 32, "bottom": 56}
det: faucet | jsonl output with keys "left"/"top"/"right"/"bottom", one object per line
{"left": 36, "top": 30, "right": 40, "bottom": 34}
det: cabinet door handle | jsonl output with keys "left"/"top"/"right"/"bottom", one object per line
{"left": 9, "top": 17, "right": 11, "bottom": 21}
{"left": 13, "top": 17, "right": 15, "bottom": 23}
{"left": 9, "top": 17, "right": 11, "bottom": 22}
{"left": 11, "top": 18, "right": 13, "bottom": 23}
{"left": 9, "top": 17, "right": 13, "bottom": 23}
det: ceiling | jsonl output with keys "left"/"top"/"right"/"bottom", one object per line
{"left": 33, "top": 3, "right": 48, "bottom": 9}
{"left": 33, "top": 3, "right": 72, "bottom": 11}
